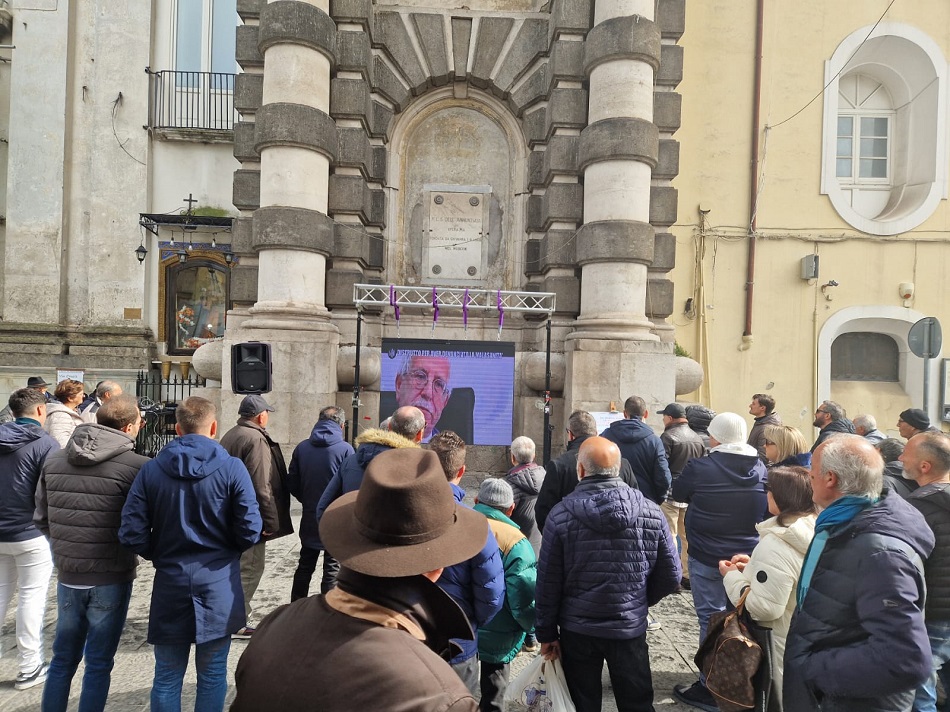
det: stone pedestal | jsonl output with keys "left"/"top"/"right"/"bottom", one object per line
{"left": 221, "top": 324, "right": 340, "bottom": 449}
{"left": 564, "top": 338, "right": 675, "bottom": 422}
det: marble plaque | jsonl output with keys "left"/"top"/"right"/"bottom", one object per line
{"left": 424, "top": 188, "right": 489, "bottom": 282}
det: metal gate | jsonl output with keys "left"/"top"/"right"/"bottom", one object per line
{"left": 134, "top": 371, "right": 206, "bottom": 457}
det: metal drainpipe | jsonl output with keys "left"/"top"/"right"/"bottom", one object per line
{"left": 741, "top": 0, "right": 765, "bottom": 350}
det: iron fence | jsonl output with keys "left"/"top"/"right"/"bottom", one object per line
{"left": 147, "top": 69, "right": 237, "bottom": 131}
{"left": 135, "top": 371, "right": 206, "bottom": 457}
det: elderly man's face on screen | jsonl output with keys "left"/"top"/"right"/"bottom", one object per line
{"left": 395, "top": 356, "right": 451, "bottom": 438}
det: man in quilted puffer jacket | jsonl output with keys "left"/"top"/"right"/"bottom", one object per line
{"left": 535, "top": 436, "right": 681, "bottom": 712}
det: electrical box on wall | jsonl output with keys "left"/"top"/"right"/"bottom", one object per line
{"left": 801, "top": 254, "right": 820, "bottom": 280}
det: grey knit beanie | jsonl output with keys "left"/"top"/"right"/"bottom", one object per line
{"left": 478, "top": 478, "right": 514, "bottom": 509}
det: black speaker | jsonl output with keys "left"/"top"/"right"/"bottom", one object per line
{"left": 232, "top": 342, "right": 272, "bottom": 394}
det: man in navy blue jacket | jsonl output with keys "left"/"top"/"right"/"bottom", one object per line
{"left": 119, "top": 397, "right": 261, "bottom": 712}
{"left": 287, "top": 405, "right": 354, "bottom": 600}
{"left": 0, "top": 388, "right": 60, "bottom": 690}
{"left": 428, "top": 430, "right": 505, "bottom": 694}
{"left": 536, "top": 436, "right": 680, "bottom": 712}
{"left": 671, "top": 412, "right": 767, "bottom": 711}
{"left": 601, "top": 395, "right": 672, "bottom": 504}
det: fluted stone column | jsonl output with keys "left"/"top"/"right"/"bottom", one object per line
{"left": 564, "top": 0, "right": 675, "bottom": 415}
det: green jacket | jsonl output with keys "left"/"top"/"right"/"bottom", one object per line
{"left": 474, "top": 503, "right": 537, "bottom": 663}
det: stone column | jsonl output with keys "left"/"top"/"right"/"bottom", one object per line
{"left": 564, "top": 0, "right": 675, "bottom": 414}
{"left": 222, "top": 0, "right": 341, "bottom": 448}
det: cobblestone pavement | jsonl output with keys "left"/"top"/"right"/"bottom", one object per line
{"left": 0, "top": 502, "right": 704, "bottom": 711}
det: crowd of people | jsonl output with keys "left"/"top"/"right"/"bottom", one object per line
{"left": 0, "top": 373, "right": 949, "bottom": 712}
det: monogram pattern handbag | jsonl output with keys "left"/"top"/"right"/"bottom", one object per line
{"left": 694, "top": 587, "right": 768, "bottom": 712}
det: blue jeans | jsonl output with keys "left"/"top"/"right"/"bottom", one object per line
{"left": 42, "top": 581, "right": 133, "bottom": 712}
{"left": 151, "top": 637, "right": 231, "bottom": 712}
{"left": 688, "top": 556, "right": 729, "bottom": 687}
{"left": 688, "top": 556, "right": 729, "bottom": 644}
{"left": 913, "top": 621, "right": 950, "bottom": 712}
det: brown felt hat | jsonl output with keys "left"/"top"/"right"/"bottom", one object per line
{"left": 319, "top": 448, "right": 488, "bottom": 577}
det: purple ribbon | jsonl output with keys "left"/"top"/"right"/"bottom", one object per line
{"left": 432, "top": 287, "right": 439, "bottom": 330}
{"left": 389, "top": 285, "right": 400, "bottom": 322}
{"left": 462, "top": 289, "right": 470, "bottom": 330}
{"left": 497, "top": 290, "right": 504, "bottom": 332}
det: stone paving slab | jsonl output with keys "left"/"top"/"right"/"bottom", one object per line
{"left": 0, "top": 502, "right": 703, "bottom": 711}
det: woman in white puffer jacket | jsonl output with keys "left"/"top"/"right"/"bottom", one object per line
{"left": 720, "top": 465, "right": 817, "bottom": 709}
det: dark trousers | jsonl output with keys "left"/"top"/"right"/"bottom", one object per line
{"left": 479, "top": 661, "right": 509, "bottom": 712}
{"left": 451, "top": 656, "right": 479, "bottom": 696}
{"left": 559, "top": 629, "right": 655, "bottom": 712}
{"left": 290, "top": 547, "right": 340, "bottom": 601}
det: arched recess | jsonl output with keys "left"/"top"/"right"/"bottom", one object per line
{"left": 820, "top": 23, "right": 948, "bottom": 235}
{"left": 818, "top": 305, "right": 941, "bottom": 425}
{"left": 386, "top": 87, "right": 528, "bottom": 290}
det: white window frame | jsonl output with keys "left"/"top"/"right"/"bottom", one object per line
{"left": 171, "top": 0, "right": 237, "bottom": 77}
{"left": 820, "top": 23, "right": 948, "bottom": 236}
{"left": 835, "top": 111, "right": 893, "bottom": 186}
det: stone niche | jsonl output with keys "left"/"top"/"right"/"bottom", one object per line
{"left": 397, "top": 99, "right": 519, "bottom": 289}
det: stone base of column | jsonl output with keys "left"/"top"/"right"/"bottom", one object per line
{"left": 219, "top": 323, "right": 341, "bottom": 453}
{"left": 564, "top": 337, "right": 675, "bottom": 420}
{"left": 242, "top": 302, "right": 333, "bottom": 330}
{"left": 567, "top": 314, "right": 660, "bottom": 342}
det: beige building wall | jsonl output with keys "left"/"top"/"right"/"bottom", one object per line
{"left": 672, "top": 1, "right": 950, "bottom": 442}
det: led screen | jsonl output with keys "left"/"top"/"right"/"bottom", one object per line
{"left": 380, "top": 338, "right": 515, "bottom": 446}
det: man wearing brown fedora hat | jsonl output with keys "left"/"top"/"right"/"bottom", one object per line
{"left": 231, "top": 448, "right": 489, "bottom": 711}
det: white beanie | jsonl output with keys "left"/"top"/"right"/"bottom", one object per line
{"left": 708, "top": 412, "right": 748, "bottom": 445}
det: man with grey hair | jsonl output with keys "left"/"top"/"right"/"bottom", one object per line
{"left": 80, "top": 380, "right": 123, "bottom": 420}
{"left": 505, "top": 436, "right": 544, "bottom": 557}
{"left": 784, "top": 435, "right": 934, "bottom": 711}
{"left": 810, "top": 399, "right": 855, "bottom": 452}
{"left": 315, "top": 406, "right": 425, "bottom": 538}
{"left": 854, "top": 414, "right": 887, "bottom": 444}
{"left": 536, "top": 410, "right": 639, "bottom": 531}
{"left": 394, "top": 354, "right": 451, "bottom": 442}
{"left": 536, "top": 436, "right": 680, "bottom": 712}
{"left": 901, "top": 432, "right": 950, "bottom": 711}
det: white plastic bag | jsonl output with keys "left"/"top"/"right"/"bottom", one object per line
{"left": 504, "top": 656, "right": 576, "bottom": 712}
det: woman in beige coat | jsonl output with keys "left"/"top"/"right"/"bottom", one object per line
{"left": 720, "top": 465, "right": 817, "bottom": 710}
{"left": 44, "top": 379, "right": 86, "bottom": 447}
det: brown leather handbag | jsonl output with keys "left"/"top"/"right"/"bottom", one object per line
{"left": 694, "top": 587, "right": 767, "bottom": 712}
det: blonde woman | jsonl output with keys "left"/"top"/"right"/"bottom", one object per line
{"left": 44, "top": 380, "right": 86, "bottom": 447}
{"left": 763, "top": 424, "right": 811, "bottom": 469}
{"left": 719, "top": 466, "right": 817, "bottom": 710}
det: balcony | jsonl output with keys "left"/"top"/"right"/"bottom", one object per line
{"left": 147, "top": 69, "right": 237, "bottom": 142}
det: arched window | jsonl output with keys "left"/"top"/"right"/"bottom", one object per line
{"left": 831, "top": 332, "right": 899, "bottom": 382}
{"left": 821, "top": 25, "right": 948, "bottom": 235}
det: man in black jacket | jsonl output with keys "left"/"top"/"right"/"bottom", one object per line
{"left": 902, "top": 432, "right": 950, "bottom": 711}
{"left": 35, "top": 394, "right": 148, "bottom": 711}
{"left": 811, "top": 399, "right": 855, "bottom": 452}
{"left": 536, "top": 410, "right": 638, "bottom": 532}
{"left": 658, "top": 403, "right": 704, "bottom": 589}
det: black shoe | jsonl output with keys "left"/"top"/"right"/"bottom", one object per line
{"left": 673, "top": 681, "right": 718, "bottom": 712}
{"left": 680, "top": 576, "right": 691, "bottom": 591}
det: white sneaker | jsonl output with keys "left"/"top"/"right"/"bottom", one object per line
{"left": 15, "top": 662, "right": 49, "bottom": 690}
{"left": 647, "top": 615, "right": 662, "bottom": 631}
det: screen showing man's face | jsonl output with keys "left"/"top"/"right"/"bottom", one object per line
{"left": 395, "top": 356, "right": 451, "bottom": 438}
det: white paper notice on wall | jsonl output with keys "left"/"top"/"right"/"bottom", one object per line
{"left": 56, "top": 369, "right": 84, "bottom": 386}
{"left": 591, "top": 411, "right": 624, "bottom": 434}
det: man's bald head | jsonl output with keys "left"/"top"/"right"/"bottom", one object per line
{"left": 390, "top": 406, "right": 426, "bottom": 442}
{"left": 577, "top": 436, "right": 622, "bottom": 480}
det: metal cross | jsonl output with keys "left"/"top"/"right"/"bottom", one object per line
{"left": 183, "top": 193, "right": 197, "bottom": 214}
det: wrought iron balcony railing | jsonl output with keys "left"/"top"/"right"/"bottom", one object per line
{"left": 147, "top": 69, "right": 237, "bottom": 132}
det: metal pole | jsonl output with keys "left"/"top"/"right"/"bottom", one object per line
{"left": 924, "top": 318, "right": 932, "bottom": 414}
{"left": 543, "top": 319, "right": 552, "bottom": 465}
{"left": 351, "top": 312, "right": 362, "bottom": 447}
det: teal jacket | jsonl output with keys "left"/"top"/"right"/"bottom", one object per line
{"left": 474, "top": 503, "right": 537, "bottom": 663}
